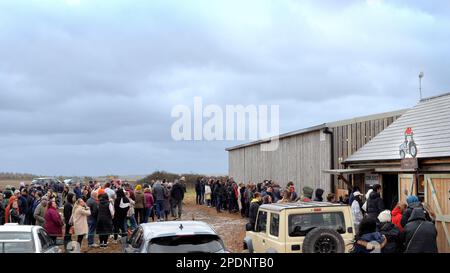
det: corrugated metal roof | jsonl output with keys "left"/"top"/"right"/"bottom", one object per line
{"left": 345, "top": 92, "right": 450, "bottom": 163}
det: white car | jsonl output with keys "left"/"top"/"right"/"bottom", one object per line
{"left": 0, "top": 224, "right": 62, "bottom": 253}
{"left": 122, "top": 221, "right": 228, "bottom": 253}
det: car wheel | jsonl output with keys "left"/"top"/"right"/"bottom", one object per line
{"left": 301, "top": 227, "right": 345, "bottom": 253}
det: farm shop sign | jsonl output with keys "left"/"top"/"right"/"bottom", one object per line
{"left": 365, "top": 174, "right": 380, "bottom": 185}
{"left": 401, "top": 158, "right": 418, "bottom": 170}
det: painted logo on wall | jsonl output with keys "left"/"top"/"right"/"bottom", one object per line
{"left": 399, "top": 127, "right": 418, "bottom": 159}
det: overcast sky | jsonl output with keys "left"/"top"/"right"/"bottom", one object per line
{"left": 0, "top": 0, "right": 449, "bottom": 176}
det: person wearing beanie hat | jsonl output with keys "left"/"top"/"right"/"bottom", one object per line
{"left": 377, "top": 210, "right": 392, "bottom": 223}
{"left": 300, "top": 186, "right": 313, "bottom": 202}
{"left": 400, "top": 195, "right": 432, "bottom": 228}
{"left": 97, "top": 188, "right": 106, "bottom": 196}
{"left": 351, "top": 191, "right": 364, "bottom": 234}
{"left": 406, "top": 195, "right": 419, "bottom": 205}
{"left": 377, "top": 210, "right": 401, "bottom": 253}
{"left": 134, "top": 184, "right": 145, "bottom": 224}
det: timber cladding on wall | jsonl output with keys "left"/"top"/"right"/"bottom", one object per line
{"left": 228, "top": 109, "right": 407, "bottom": 193}
{"left": 228, "top": 130, "right": 331, "bottom": 193}
{"left": 330, "top": 114, "right": 403, "bottom": 189}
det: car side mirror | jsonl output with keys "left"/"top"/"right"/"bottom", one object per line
{"left": 245, "top": 223, "right": 254, "bottom": 232}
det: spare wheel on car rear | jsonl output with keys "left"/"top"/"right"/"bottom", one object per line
{"left": 301, "top": 227, "right": 345, "bottom": 253}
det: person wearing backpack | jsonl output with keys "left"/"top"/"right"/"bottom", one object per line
{"left": 400, "top": 207, "right": 438, "bottom": 253}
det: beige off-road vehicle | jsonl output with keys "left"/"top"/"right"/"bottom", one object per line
{"left": 243, "top": 201, "right": 355, "bottom": 253}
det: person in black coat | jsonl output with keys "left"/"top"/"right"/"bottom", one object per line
{"left": 210, "top": 180, "right": 217, "bottom": 208}
{"left": 239, "top": 184, "right": 246, "bottom": 217}
{"left": 171, "top": 181, "right": 185, "bottom": 219}
{"left": 377, "top": 210, "right": 401, "bottom": 253}
{"left": 63, "top": 192, "right": 75, "bottom": 247}
{"left": 248, "top": 192, "right": 262, "bottom": 231}
{"left": 400, "top": 195, "right": 433, "bottom": 228}
{"left": 214, "top": 181, "right": 225, "bottom": 213}
{"left": 113, "top": 189, "right": 130, "bottom": 241}
{"left": 366, "top": 184, "right": 384, "bottom": 219}
{"left": 96, "top": 193, "right": 113, "bottom": 247}
{"left": 400, "top": 207, "right": 438, "bottom": 253}
{"left": 195, "top": 178, "right": 202, "bottom": 205}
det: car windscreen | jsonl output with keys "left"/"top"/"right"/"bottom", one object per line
{"left": 147, "top": 234, "right": 224, "bottom": 253}
{"left": 288, "top": 212, "right": 346, "bottom": 237}
{"left": 0, "top": 232, "right": 34, "bottom": 253}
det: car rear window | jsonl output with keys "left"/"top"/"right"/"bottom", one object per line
{"left": 256, "top": 211, "right": 267, "bottom": 233}
{"left": 147, "top": 235, "right": 224, "bottom": 253}
{"left": 270, "top": 213, "right": 279, "bottom": 237}
{"left": 0, "top": 232, "right": 34, "bottom": 253}
{"left": 288, "top": 212, "right": 346, "bottom": 237}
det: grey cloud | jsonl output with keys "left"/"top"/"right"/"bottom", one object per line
{"left": 0, "top": 0, "right": 449, "bottom": 175}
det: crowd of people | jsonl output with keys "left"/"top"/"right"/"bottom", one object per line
{"left": 0, "top": 178, "right": 186, "bottom": 249}
{"left": 0, "top": 176, "right": 440, "bottom": 253}
{"left": 195, "top": 178, "right": 439, "bottom": 253}
{"left": 349, "top": 184, "right": 438, "bottom": 253}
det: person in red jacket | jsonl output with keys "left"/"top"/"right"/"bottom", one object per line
{"left": 44, "top": 200, "right": 64, "bottom": 243}
{"left": 4, "top": 196, "right": 19, "bottom": 224}
{"left": 391, "top": 202, "right": 407, "bottom": 232}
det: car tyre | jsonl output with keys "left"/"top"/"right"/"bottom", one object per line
{"left": 301, "top": 227, "right": 345, "bottom": 253}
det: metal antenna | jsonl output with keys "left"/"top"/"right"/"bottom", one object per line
{"left": 419, "top": 71, "right": 424, "bottom": 100}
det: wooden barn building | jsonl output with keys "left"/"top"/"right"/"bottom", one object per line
{"left": 226, "top": 109, "right": 406, "bottom": 196}
{"left": 340, "top": 92, "right": 450, "bottom": 252}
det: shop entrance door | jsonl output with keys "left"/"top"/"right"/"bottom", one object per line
{"left": 382, "top": 174, "right": 399, "bottom": 210}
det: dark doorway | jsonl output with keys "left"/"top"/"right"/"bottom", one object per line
{"left": 382, "top": 174, "right": 399, "bottom": 210}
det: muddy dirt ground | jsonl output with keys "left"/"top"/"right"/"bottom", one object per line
{"left": 78, "top": 192, "right": 247, "bottom": 253}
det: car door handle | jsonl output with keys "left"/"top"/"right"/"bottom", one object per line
{"left": 262, "top": 239, "right": 265, "bottom": 244}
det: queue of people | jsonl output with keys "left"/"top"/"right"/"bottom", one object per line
{"left": 194, "top": 178, "right": 439, "bottom": 254}
{"left": 0, "top": 178, "right": 186, "bottom": 250}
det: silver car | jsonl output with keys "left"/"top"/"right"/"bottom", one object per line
{"left": 0, "top": 224, "right": 62, "bottom": 253}
{"left": 122, "top": 221, "right": 227, "bottom": 253}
